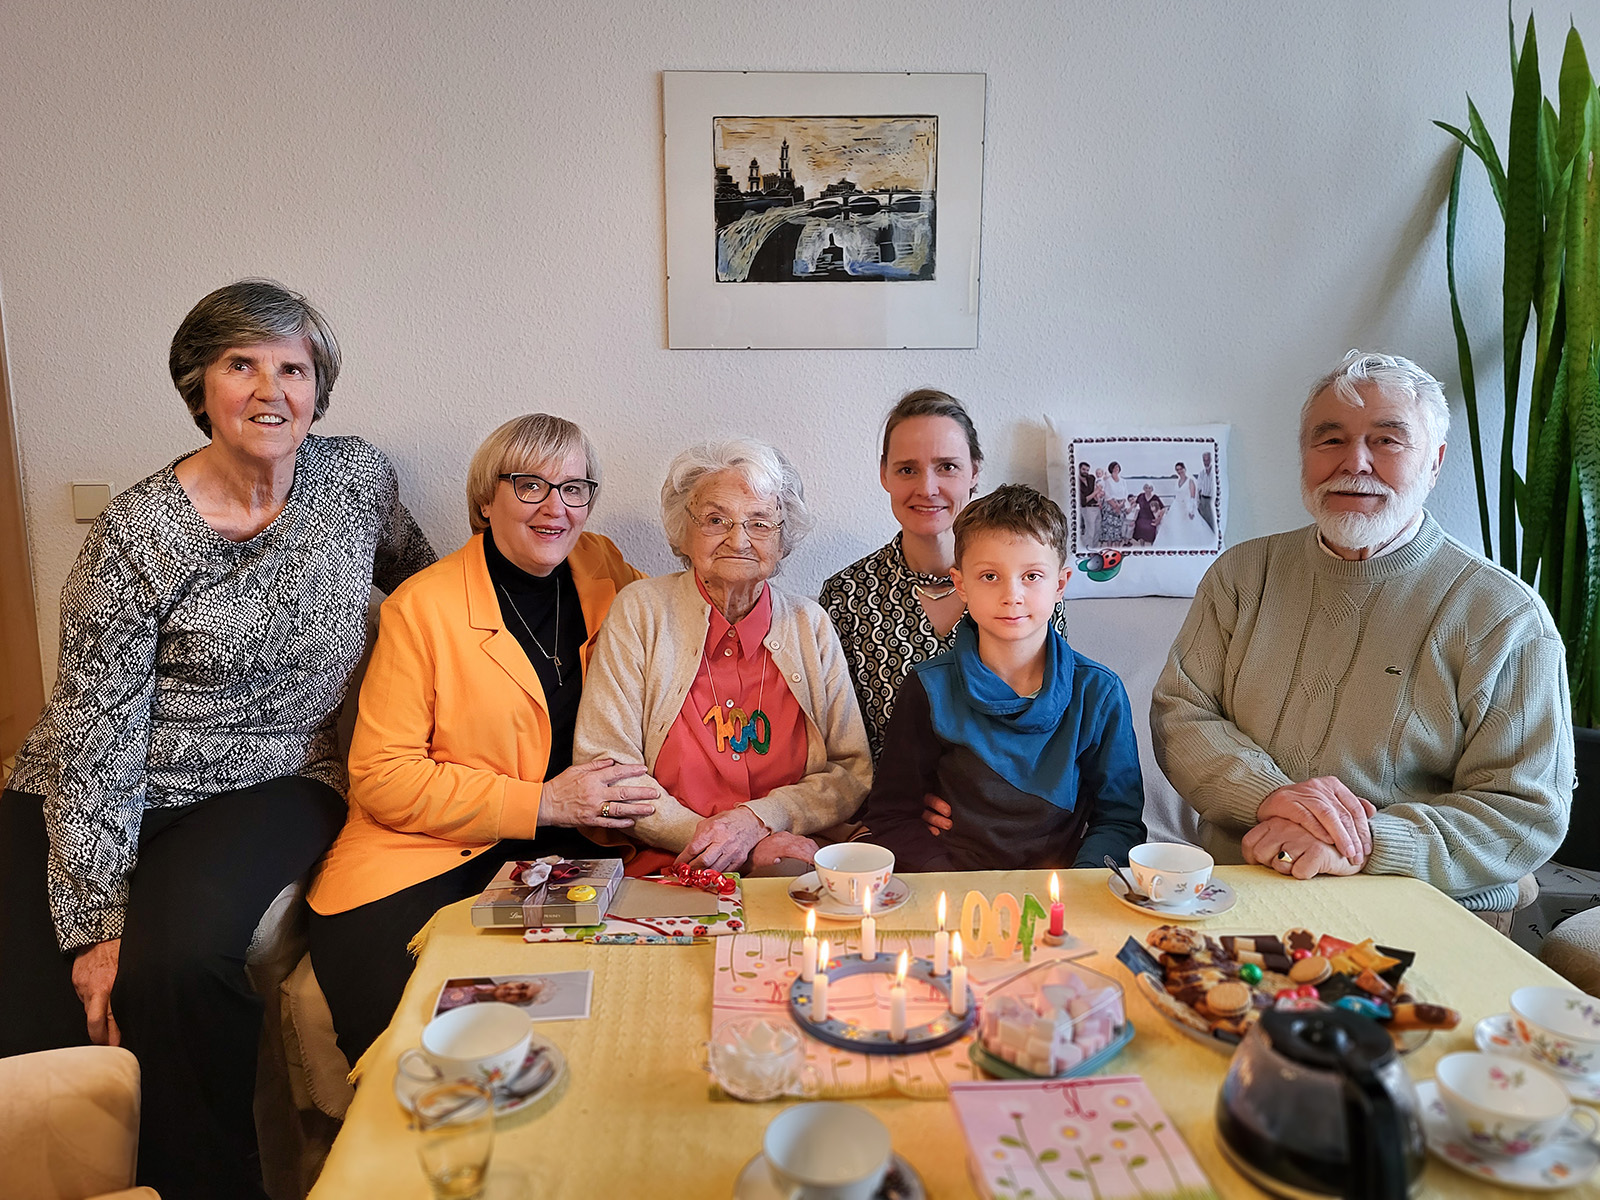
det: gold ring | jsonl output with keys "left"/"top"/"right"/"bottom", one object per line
{"left": 600, "top": 801, "right": 611, "bottom": 819}
{"left": 1275, "top": 850, "right": 1295, "bottom": 865}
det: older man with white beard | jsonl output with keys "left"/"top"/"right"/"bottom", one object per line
{"left": 1150, "top": 350, "right": 1572, "bottom": 926}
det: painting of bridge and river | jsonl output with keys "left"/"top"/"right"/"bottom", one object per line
{"left": 712, "top": 114, "right": 937, "bottom": 283}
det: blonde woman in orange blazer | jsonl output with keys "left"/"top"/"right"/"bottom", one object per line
{"left": 307, "top": 415, "right": 656, "bottom": 1061}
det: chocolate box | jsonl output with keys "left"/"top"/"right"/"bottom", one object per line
{"left": 470, "top": 857, "right": 624, "bottom": 928}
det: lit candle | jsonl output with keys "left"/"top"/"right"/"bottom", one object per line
{"left": 860, "top": 892, "right": 877, "bottom": 961}
{"left": 950, "top": 934, "right": 968, "bottom": 1016}
{"left": 933, "top": 891, "right": 950, "bottom": 976}
{"left": 1049, "top": 872, "right": 1065, "bottom": 938}
{"left": 801, "top": 909, "right": 818, "bottom": 982}
{"left": 812, "top": 939, "right": 831, "bottom": 1022}
{"left": 890, "top": 950, "right": 909, "bottom": 1040}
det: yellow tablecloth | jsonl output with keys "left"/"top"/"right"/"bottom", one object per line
{"left": 310, "top": 867, "right": 1600, "bottom": 1199}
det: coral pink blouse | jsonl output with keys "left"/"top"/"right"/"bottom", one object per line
{"left": 629, "top": 577, "right": 807, "bottom": 876}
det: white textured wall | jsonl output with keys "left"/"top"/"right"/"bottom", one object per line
{"left": 2, "top": 0, "right": 1535, "bottom": 684}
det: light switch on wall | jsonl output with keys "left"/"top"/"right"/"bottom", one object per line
{"left": 71, "top": 482, "right": 112, "bottom": 523}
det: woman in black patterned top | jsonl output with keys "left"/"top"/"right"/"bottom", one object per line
{"left": 819, "top": 390, "right": 1067, "bottom": 762}
{"left": 0, "top": 280, "right": 434, "bottom": 1200}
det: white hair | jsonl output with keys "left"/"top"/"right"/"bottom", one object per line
{"left": 659, "top": 438, "right": 814, "bottom": 567}
{"left": 1303, "top": 349, "right": 1450, "bottom": 450}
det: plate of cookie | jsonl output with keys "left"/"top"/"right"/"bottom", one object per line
{"left": 1117, "top": 925, "right": 1460, "bottom": 1056}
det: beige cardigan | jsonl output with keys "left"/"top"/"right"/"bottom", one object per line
{"left": 573, "top": 571, "right": 872, "bottom": 851}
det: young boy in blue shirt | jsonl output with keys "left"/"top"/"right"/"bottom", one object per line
{"left": 864, "top": 485, "right": 1146, "bottom": 871}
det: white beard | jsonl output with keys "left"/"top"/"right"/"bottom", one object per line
{"left": 1302, "top": 470, "right": 1431, "bottom": 552}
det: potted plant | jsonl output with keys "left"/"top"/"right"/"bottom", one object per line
{"left": 1438, "top": 11, "right": 1600, "bottom": 865}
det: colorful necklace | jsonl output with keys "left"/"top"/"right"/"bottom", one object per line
{"left": 698, "top": 636, "right": 771, "bottom": 757}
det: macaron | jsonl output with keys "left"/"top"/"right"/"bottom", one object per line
{"left": 1288, "top": 955, "right": 1332, "bottom": 986}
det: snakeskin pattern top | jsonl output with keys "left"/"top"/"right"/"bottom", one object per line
{"left": 818, "top": 534, "right": 1068, "bottom": 762}
{"left": 11, "top": 435, "right": 435, "bottom": 950}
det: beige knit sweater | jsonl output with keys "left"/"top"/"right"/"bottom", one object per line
{"left": 1151, "top": 514, "right": 1573, "bottom": 911}
{"left": 572, "top": 571, "right": 872, "bottom": 852}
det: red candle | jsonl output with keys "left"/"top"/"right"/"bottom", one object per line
{"left": 1048, "top": 872, "right": 1065, "bottom": 937}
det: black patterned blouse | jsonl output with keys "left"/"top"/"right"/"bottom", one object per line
{"left": 10, "top": 435, "right": 435, "bottom": 950}
{"left": 818, "top": 534, "right": 1069, "bottom": 761}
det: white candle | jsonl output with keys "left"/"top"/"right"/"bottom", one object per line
{"left": 860, "top": 892, "right": 877, "bottom": 961}
{"left": 932, "top": 890, "right": 950, "bottom": 976}
{"left": 950, "top": 933, "right": 968, "bottom": 1017}
{"left": 812, "top": 939, "right": 830, "bottom": 1022}
{"left": 800, "top": 909, "right": 817, "bottom": 982}
{"left": 890, "top": 950, "right": 909, "bottom": 1041}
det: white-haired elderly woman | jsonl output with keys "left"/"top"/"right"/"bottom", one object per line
{"left": 0, "top": 279, "right": 434, "bottom": 1199}
{"left": 574, "top": 439, "right": 872, "bottom": 876}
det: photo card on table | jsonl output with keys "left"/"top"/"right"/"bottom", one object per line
{"left": 434, "top": 972, "right": 594, "bottom": 1023}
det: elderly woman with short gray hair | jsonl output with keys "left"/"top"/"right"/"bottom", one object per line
{"left": 574, "top": 438, "right": 871, "bottom": 875}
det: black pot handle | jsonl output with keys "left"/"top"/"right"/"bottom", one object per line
{"left": 1341, "top": 1056, "right": 1407, "bottom": 1200}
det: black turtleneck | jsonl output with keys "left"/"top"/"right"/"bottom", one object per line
{"left": 483, "top": 527, "right": 587, "bottom": 781}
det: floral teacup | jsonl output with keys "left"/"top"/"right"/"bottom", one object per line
{"left": 1511, "top": 986, "right": 1600, "bottom": 1078}
{"left": 1435, "top": 1052, "right": 1599, "bottom": 1157}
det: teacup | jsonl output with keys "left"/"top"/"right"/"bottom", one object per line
{"left": 706, "top": 1016, "right": 816, "bottom": 1101}
{"left": 813, "top": 843, "right": 894, "bottom": 909}
{"left": 399, "top": 1001, "right": 532, "bottom": 1092}
{"left": 763, "top": 1102, "right": 892, "bottom": 1200}
{"left": 1434, "top": 1052, "right": 1599, "bottom": 1157}
{"left": 1511, "top": 986, "right": 1600, "bottom": 1078}
{"left": 1127, "top": 842, "right": 1212, "bottom": 907}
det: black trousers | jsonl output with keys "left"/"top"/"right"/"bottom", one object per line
{"left": 309, "top": 825, "right": 596, "bottom": 1065}
{"left": 0, "top": 779, "right": 344, "bottom": 1200}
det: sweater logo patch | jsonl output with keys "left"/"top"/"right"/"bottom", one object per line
{"left": 1385, "top": 666, "right": 1402, "bottom": 675}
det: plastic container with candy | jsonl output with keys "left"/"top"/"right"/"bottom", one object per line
{"left": 970, "top": 959, "right": 1133, "bottom": 1079}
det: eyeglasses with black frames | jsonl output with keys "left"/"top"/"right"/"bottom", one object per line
{"left": 689, "top": 511, "right": 784, "bottom": 541}
{"left": 499, "top": 473, "right": 598, "bottom": 508}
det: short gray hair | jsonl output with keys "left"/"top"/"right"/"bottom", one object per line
{"left": 169, "top": 279, "right": 341, "bottom": 437}
{"left": 1303, "top": 349, "right": 1450, "bottom": 450}
{"left": 659, "top": 438, "right": 814, "bottom": 567}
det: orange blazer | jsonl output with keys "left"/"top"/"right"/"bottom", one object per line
{"left": 308, "top": 532, "right": 645, "bottom": 915}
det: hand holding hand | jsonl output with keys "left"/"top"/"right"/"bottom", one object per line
{"left": 541, "top": 759, "right": 658, "bottom": 829}
{"left": 1256, "top": 777, "right": 1375, "bottom": 860}
{"left": 675, "top": 806, "right": 768, "bottom": 873}
{"left": 72, "top": 938, "right": 121, "bottom": 1046}
{"left": 748, "top": 831, "right": 819, "bottom": 871}
{"left": 1242, "top": 816, "right": 1365, "bottom": 880}
{"left": 920, "top": 794, "right": 953, "bottom": 837}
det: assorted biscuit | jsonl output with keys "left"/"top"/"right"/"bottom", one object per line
{"left": 1119, "top": 925, "right": 1461, "bottom": 1049}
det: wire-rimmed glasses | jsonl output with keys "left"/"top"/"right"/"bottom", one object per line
{"left": 689, "top": 511, "right": 784, "bottom": 541}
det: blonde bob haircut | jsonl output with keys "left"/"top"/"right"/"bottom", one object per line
{"left": 466, "top": 413, "right": 601, "bottom": 533}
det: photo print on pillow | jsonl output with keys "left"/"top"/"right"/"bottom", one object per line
{"left": 1045, "top": 421, "right": 1230, "bottom": 599}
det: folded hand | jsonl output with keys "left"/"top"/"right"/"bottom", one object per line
{"left": 1256, "top": 776, "right": 1375, "bottom": 860}
{"left": 1242, "top": 816, "right": 1364, "bottom": 879}
{"left": 675, "top": 806, "right": 768, "bottom": 873}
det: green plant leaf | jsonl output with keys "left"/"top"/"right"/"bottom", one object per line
{"left": 1524, "top": 351, "right": 1572, "bottom": 583}
{"left": 1129, "top": 1156, "right": 1148, "bottom": 1168}
{"left": 1558, "top": 24, "right": 1595, "bottom": 167}
{"left": 1448, "top": 143, "right": 1494, "bottom": 555}
{"left": 1000, "top": 1135, "right": 1022, "bottom": 1148}
{"left": 1565, "top": 96, "right": 1600, "bottom": 718}
{"left": 1110, "top": 1120, "right": 1137, "bottom": 1131}
{"left": 1038, "top": 1150, "right": 1060, "bottom": 1162}
{"left": 1502, "top": 11, "right": 1546, "bottom": 571}
{"left": 1541, "top": 99, "right": 1561, "bottom": 212}
{"left": 1473, "top": 95, "right": 1515, "bottom": 219}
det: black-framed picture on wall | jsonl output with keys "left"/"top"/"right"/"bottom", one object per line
{"left": 663, "top": 71, "right": 986, "bottom": 349}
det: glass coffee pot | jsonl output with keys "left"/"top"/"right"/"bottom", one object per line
{"left": 1216, "top": 1007, "right": 1424, "bottom": 1198}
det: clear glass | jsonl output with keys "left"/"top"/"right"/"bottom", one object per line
{"left": 415, "top": 1080, "right": 495, "bottom": 1200}
{"left": 689, "top": 511, "right": 784, "bottom": 540}
{"left": 498, "top": 472, "right": 597, "bottom": 507}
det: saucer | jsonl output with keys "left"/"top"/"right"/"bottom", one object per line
{"left": 1108, "top": 873, "right": 1235, "bottom": 921}
{"left": 1476, "top": 1014, "right": 1600, "bottom": 1104}
{"left": 1417, "top": 1080, "right": 1600, "bottom": 1190}
{"left": 733, "top": 1151, "right": 925, "bottom": 1199}
{"left": 394, "top": 1034, "right": 566, "bottom": 1119}
{"left": 788, "top": 871, "right": 912, "bottom": 920}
